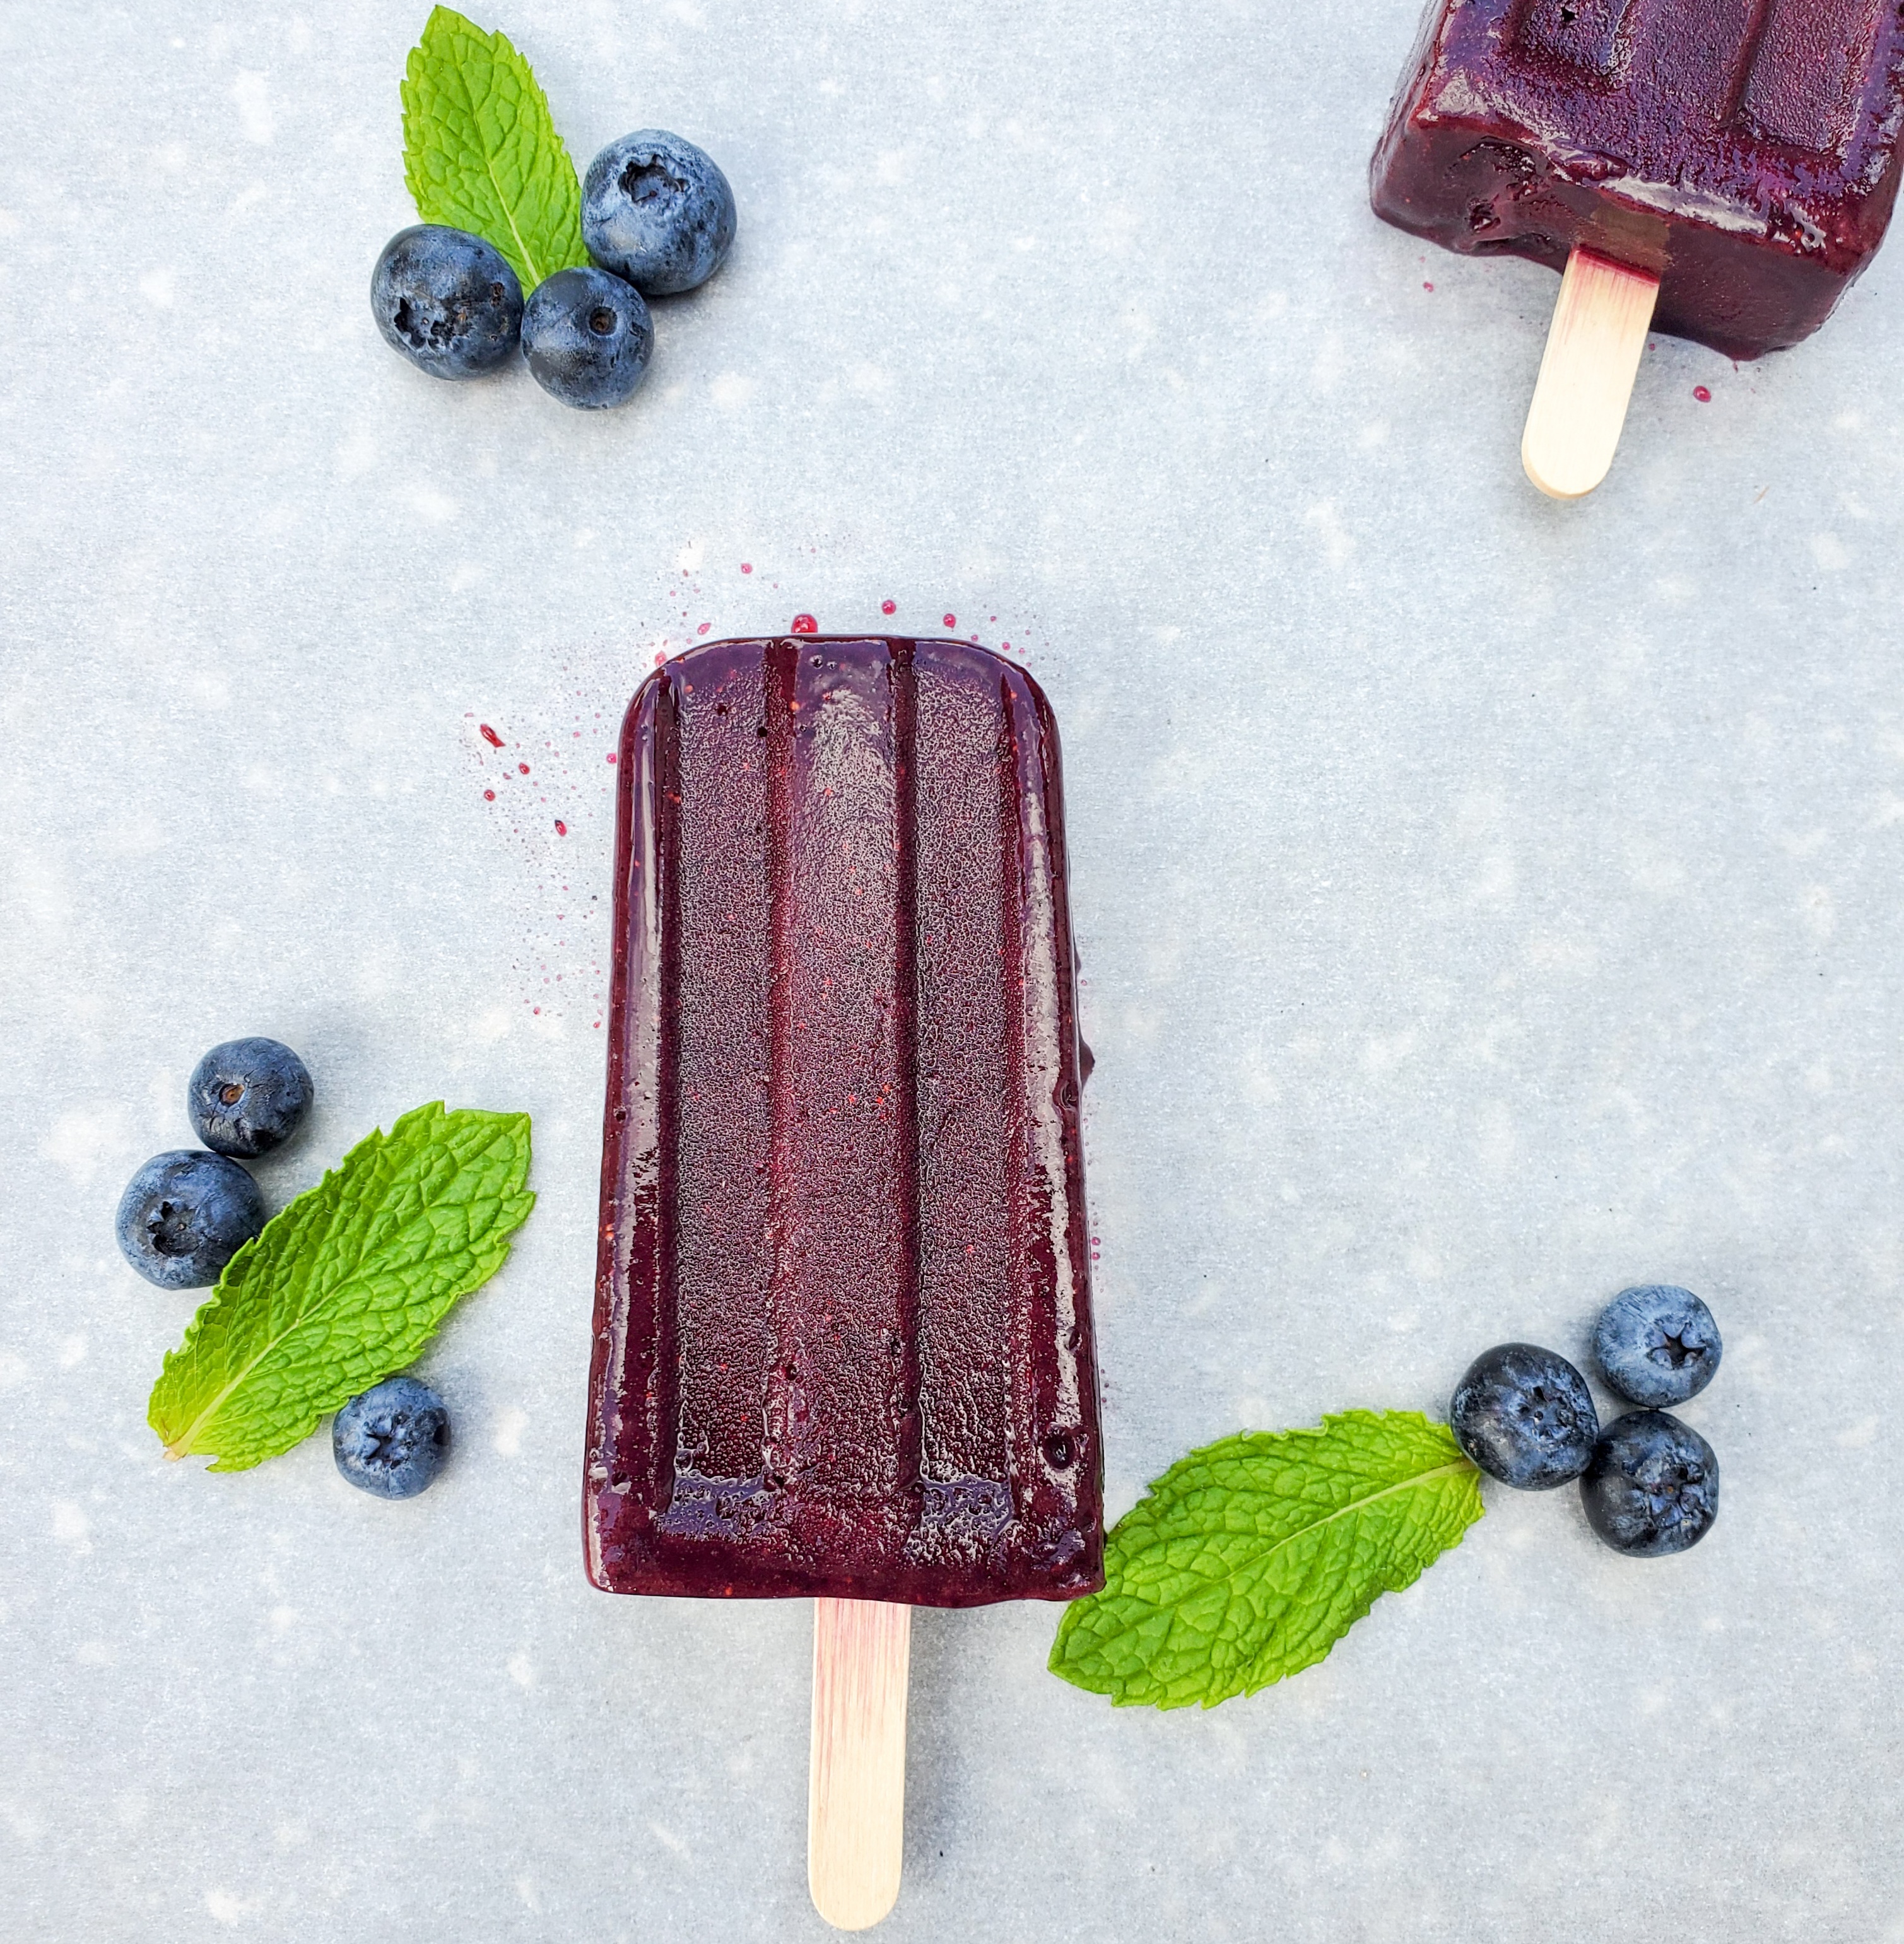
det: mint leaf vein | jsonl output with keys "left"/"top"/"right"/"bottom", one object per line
{"left": 1049, "top": 1411, "right": 1484, "bottom": 1709}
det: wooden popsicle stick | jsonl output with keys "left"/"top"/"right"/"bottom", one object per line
{"left": 1521, "top": 246, "right": 1661, "bottom": 500}
{"left": 809, "top": 1598, "right": 912, "bottom": 1930}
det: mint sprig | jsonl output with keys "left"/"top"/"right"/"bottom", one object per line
{"left": 148, "top": 1103, "right": 534, "bottom": 1472}
{"left": 401, "top": 6, "right": 590, "bottom": 291}
{"left": 1050, "top": 1411, "right": 1483, "bottom": 1709}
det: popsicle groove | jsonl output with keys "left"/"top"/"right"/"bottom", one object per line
{"left": 1372, "top": 0, "right": 1904, "bottom": 360}
{"left": 912, "top": 662, "right": 1018, "bottom": 1518}
{"left": 762, "top": 638, "right": 798, "bottom": 1503}
{"left": 670, "top": 648, "right": 775, "bottom": 1497}
{"left": 888, "top": 645, "right": 926, "bottom": 1519}
{"left": 997, "top": 683, "right": 1036, "bottom": 1534}
{"left": 649, "top": 677, "right": 685, "bottom": 1514}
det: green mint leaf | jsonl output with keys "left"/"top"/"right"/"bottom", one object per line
{"left": 401, "top": 6, "right": 589, "bottom": 291}
{"left": 148, "top": 1103, "right": 535, "bottom": 1472}
{"left": 1049, "top": 1411, "right": 1483, "bottom": 1709}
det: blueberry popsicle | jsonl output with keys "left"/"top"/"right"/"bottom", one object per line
{"left": 584, "top": 634, "right": 1102, "bottom": 1608}
{"left": 1370, "top": 0, "right": 1904, "bottom": 493}
{"left": 585, "top": 634, "right": 1102, "bottom": 1924}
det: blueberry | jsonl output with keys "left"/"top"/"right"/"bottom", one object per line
{"left": 1592, "top": 1285, "right": 1722, "bottom": 1408}
{"left": 1580, "top": 1410, "right": 1719, "bottom": 1557}
{"left": 1450, "top": 1342, "right": 1599, "bottom": 1489}
{"left": 115, "top": 1151, "right": 266, "bottom": 1289}
{"left": 187, "top": 1037, "right": 314, "bottom": 1159}
{"left": 582, "top": 130, "right": 737, "bottom": 296}
{"left": 520, "top": 267, "right": 654, "bottom": 409}
{"left": 371, "top": 225, "right": 523, "bottom": 379}
{"left": 332, "top": 1376, "right": 450, "bottom": 1499}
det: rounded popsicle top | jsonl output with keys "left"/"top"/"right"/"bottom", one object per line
{"left": 625, "top": 633, "right": 1059, "bottom": 729}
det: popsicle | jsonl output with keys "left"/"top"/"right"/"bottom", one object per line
{"left": 584, "top": 635, "right": 1103, "bottom": 1925}
{"left": 1370, "top": 0, "right": 1904, "bottom": 494}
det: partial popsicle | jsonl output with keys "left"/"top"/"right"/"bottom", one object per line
{"left": 586, "top": 634, "right": 1103, "bottom": 1925}
{"left": 1371, "top": 0, "right": 1904, "bottom": 488}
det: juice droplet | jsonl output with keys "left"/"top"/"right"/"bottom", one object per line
{"left": 479, "top": 724, "right": 503, "bottom": 748}
{"left": 1693, "top": 385, "right": 1712, "bottom": 402}
{"left": 697, "top": 622, "right": 710, "bottom": 635}
{"left": 791, "top": 614, "right": 818, "bottom": 635}
{"left": 519, "top": 762, "right": 530, "bottom": 775}
{"left": 740, "top": 562, "right": 753, "bottom": 574}
{"left": 942, "top": 612, "right": 956, "bottom": 628}
{"left": 555, "top": 819, "right": 567, "bottom": 835}
{"left": 606, "top": 752, "right": 617, "bottom": 764}
{"left": 483, "top": 788, "right": 495, "bottom": 801}
{"left": 881, "top": 599, "right": 896, "bottom": 616}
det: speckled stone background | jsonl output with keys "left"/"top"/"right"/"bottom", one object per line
{"left": 6, "top": 3, "right": 1904, "bottom": 1940}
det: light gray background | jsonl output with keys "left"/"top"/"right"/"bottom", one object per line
{"left": 5, "top": 2, "right": 1903, "bottom": 1939}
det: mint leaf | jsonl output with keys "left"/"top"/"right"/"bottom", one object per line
{"left": 1050, "top": 1411, "right": 1483, "bottom": 1709}
{"left": 401, "top": 6, "right": 589, "bottom": 291}
{"left": 149, "top": 1103, "right": 534, "bottom": 1472}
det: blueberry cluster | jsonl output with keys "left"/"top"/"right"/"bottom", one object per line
{"left": 1450, "top": 1285, "right": 1723, "bottom": 1557}
{"left": 115, "top": 1037, "right": 312, "bottom": 1289}
{"left": 115, "top": 1039, "right": 450, "bottom": 1499}
{"left": 370, "top": 129, "right": 736, "bottom": 410}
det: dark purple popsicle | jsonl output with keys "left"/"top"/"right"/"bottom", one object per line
{"left": 1371, "top": 0, "right": 1904, "bottom": 358}
{"left": 584, "top": 636, "right": 1103, "bottom": 1608}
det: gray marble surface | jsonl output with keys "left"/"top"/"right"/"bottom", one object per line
{"left": 6, "top": 2, "right": 1904, "bottom": 1939}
